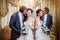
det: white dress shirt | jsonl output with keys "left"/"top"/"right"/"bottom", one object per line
{"left": 18, "top": 12, "right": 23, "bottom": 28}
{"left": 43, "top": 14, "right": 48, "bottom": 27}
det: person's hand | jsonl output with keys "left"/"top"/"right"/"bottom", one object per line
{"left": 20, "top": 30, "right": 22, "bottom": 34}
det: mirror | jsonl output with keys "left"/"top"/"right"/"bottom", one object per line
{"left": 0, "top": 0, "right": 8, "bottom": 19}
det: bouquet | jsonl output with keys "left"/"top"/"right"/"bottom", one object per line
{"left": 22, "top": 27, "right": 28, "bottom": 35}
{"left": 41, "top": 27, "right": 50, "bottom": 35}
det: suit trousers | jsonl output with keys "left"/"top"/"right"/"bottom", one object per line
{"left": 11, "top": 30, "right": 21, "bottom": 40}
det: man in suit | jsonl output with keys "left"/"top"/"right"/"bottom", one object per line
{"left": 42, "top": 7, "right": 53, "bottom": 34}
{"left": 9, "top": 6, "right": 27, "bottom": 40}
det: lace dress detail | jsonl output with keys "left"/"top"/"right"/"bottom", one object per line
{"left": 17, "top": 21, "right": 34, "bottom": 40}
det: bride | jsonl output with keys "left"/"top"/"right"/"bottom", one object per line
{"left": 17, "top": 8, "right": 34, "bottom": 40}
{"left": 35, "top": 9, "right": 51, "bottom": 40}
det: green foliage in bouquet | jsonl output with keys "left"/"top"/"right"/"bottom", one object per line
{"left": 41, "top": 27, "right": 50, "bottom": 35}
{"left": 22, "top": 27, "right": 28, "bottom": 35}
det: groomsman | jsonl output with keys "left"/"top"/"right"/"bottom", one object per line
{"left": 9, "top": 6, "right": 27, "bottom": 40}
{"left": 42, "top": 7, "right": 53, "bottom": 34}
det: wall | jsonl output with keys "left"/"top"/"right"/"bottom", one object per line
{"left": 56, "top": 0, "right": 60, "bottom": 40}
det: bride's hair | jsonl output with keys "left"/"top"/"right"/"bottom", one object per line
{"left": 27, "top": 8, "right": 33, "bottom": 13}
{"left": 36, "top": 9, "right": 42, "bottom": 20}
{"left": 36, "top": 9, "right": 42, "bottom": 16}
{"left": 23, "top": 14, "right": 28, "bottom": 22}
{"left": 24, "top": 8, "right": 33, "bottom": 22}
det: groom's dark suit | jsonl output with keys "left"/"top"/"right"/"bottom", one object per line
{"left": 42, "top": 14, "right": 53, "bottom": 29}
{"left": 9, "top": 12, "right": 24, "bottom": 40}
{"left": 46, "top": 14, "right": 53, "bottom": 29}
{"left": 42, "top": 13, "right": 53, "bottom": 34}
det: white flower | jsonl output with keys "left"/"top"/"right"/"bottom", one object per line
{"left": 22, "top": 27, "right": 28, "bottom": 35}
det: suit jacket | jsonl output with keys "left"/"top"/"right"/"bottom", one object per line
{"left": 9, "top": 12, "right": 22, "bottom": 32}
{"left": 46, "top": 14, "right": 53, "bottom": 27}
{"left": 42, "top": 14, "right": 53, "bottom": 29}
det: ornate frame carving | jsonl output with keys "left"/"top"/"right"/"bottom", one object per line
{"left": 8, "top": 0, "right": 19, "bottom": 7}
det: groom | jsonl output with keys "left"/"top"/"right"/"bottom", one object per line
{"left": 9, "top": 6, "right": 27, "bottom": 40}
{"left": 42, "top": 7, "right": 53, "bottom": 34}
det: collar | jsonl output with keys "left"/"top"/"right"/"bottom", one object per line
{"left": 19, "top": 11, "right": 23, "bottom": 16}
{"left": 44, "top": 14, "right": 48, "bottom": 15}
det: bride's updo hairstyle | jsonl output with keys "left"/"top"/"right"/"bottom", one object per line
{"left": 36, "top": 9, "right": 42, "bottom": 16}
{"left": 27, "top": 8, "right": 33, "bottom": 13}
{"left": 36, "top": 9, "right": 42, "bottom": 20}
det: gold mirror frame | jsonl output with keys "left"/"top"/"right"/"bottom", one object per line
{"left": 0, "top": 0, "right": 8, "bottom": 19}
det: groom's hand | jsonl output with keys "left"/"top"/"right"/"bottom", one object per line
{"left": 20, "top": 30, "right": 22, "bottom": 34}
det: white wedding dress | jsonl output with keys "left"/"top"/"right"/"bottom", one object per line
{"left": 35, "top": 18, "right": 51, "bottom": 40}
{"left": 17, "top": 21, "right": 34, "bottom": 40}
